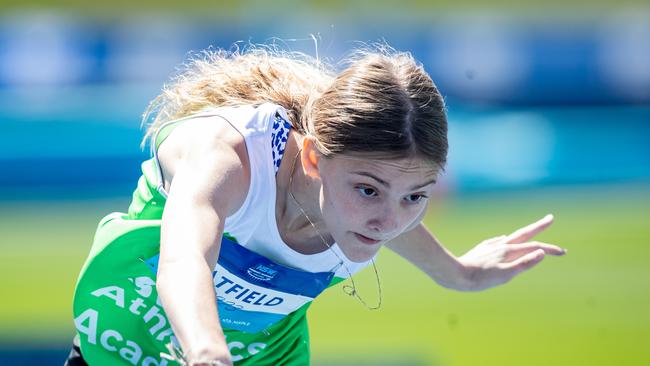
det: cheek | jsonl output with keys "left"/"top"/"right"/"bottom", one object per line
{"left": 321, "top": 184, "right": 364, "bottom": 227}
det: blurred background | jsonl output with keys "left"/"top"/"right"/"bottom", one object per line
{"left": 1, "top": 1, "right": 649, "bottom": 365}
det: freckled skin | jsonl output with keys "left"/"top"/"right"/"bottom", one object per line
{"left": 316, "top": 155, "right": 438, "bottom": 262}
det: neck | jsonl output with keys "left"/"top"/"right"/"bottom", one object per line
{"left": 275, "top": 132, "right": 333, "bottom": 254}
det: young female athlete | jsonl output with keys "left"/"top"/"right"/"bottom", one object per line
{"left": 69, "top": 45, "right": 566, "bottom": 366}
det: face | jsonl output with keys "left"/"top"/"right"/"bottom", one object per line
{"left": 315, "top": 153, "right": 439, "bottom": 263}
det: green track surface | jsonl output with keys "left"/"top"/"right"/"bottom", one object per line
{"left": 1, "top": 184, "right": 648, "bottom": 365}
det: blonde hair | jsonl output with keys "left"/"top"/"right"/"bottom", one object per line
{"left": 142, "top": 43, "right": 448, "bottom": 169}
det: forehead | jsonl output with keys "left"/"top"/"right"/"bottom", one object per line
{"left": 325, "top": 153, "right": 439, "bottom": 178}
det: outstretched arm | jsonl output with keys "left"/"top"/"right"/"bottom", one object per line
{"left": 385, "top": 215, "right": 566, "bottom": 291}
{"left": 156, "top": 117, "right": 250, "bottom": 365}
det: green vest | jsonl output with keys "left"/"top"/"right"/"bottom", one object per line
{"left": 72, "top": 118, "right": 330, "bottom": 365}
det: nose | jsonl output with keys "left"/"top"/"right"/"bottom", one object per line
{"left": 366, "top": 204, "right": 400, "bottom": 236}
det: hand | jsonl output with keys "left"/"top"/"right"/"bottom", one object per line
{"left": 162, "top": 343, "right": 233, "bottom": 366}
{"left": 190, "top": 361, "right": 233, "bottom": 366}
{"left": 185, "top": 350, "right": 233, "bottom": 366}
{"left": 457, "top": 214, "right": 566, "bottom": 291}
{"left": 189, "top": 360, "right": 233, "bottom": 366}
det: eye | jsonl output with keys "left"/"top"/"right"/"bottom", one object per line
{"left": 357, "top": 186, "right": 377, "bottom": 197}
{"left": 404, "top": 194, "right": 427, "bottom": 204}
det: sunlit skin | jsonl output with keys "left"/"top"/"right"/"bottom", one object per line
{"left": 280, "top": 134, "right": 566, "bottom": 289}
{"left": 276, "top": 135, "right": 437, "bottom": 262}
{"left": 317, "top": 154, "right": 437, "bottom": 262}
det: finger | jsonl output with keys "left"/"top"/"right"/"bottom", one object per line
{"left": 506, "top": 214, "right": 554, "bottom": 244}
{"left": 499, "top": 248, "right": 545, "bottom": 274}
{"left": 483, "top": 235, "right": 507, "bottom": 245}
{"left": 504, "top": 242, "right": 566, "bottom": 262}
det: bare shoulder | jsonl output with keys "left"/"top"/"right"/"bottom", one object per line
{"left": 157, "top": 114, "right": 251, "bottom": 217}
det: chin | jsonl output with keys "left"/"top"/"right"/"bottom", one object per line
{"left": 338, "top": 243, "right": 380, "bottom": 263}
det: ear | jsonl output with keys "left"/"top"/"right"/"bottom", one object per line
{"left": 301, "top": 136, "right": 322, "bottom": 180}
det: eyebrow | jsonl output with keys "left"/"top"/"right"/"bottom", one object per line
{"left": 352, "top": 171, "right": 437, "bottom": 191}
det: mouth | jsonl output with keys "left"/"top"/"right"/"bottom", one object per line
{"left": 354, "top": 232, "right": 381, "bottom": 245}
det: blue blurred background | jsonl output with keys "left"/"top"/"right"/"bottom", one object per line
{"left": 0, "top": 1, "right": 649, "bottom": 365}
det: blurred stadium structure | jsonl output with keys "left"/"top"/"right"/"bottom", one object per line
{"left": 1, "top": 9, "right": 648, "bottom": 197}
{"left": 1, "top": 11, "right": 648, "bottom": 103}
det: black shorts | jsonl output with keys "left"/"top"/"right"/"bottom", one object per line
{"left": 63, "top": 335, "right": 88, "bottom": 366}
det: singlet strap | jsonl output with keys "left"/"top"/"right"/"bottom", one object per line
{"left": 152, "top": 113, "right": 219, "bottom": 153}
{"left": 150, "top": 112, "right": 225, "bottom": 198}
{"left": 150, "top": 107, "right": 292, "bottom": 198}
